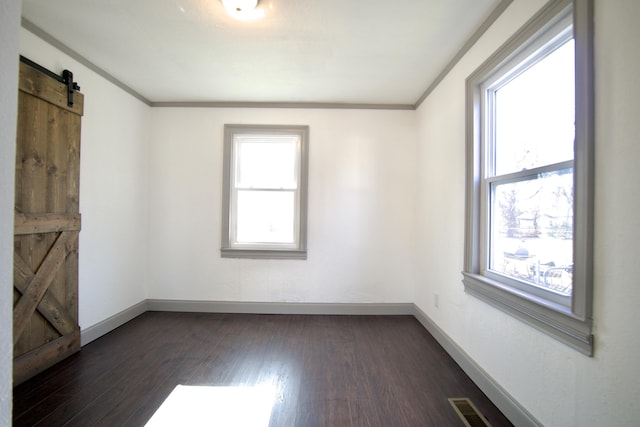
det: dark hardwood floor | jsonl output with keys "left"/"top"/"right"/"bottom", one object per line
{"left": 13, "top": 312, "right": 512, "bottom": 426}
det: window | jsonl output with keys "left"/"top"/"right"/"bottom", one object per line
{"left": 463, "top": 0, "right": 594, "bottom": 355}
{"left": 221, "top": 124, "right": 309, "bottom": 259}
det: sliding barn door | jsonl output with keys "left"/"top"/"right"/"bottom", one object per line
{"left": 13, "top": 59, "right": 84, "bottom": 386}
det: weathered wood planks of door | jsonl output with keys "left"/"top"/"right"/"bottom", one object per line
{"left": 13, "top": 60, "right": 84, "bottom": 386}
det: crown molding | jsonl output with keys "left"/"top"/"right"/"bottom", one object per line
{"left": 21, "top": 18, "right": 152, "bottom": 106}
{"left": 414, "top": 0, "right": 513, "bottom": 108}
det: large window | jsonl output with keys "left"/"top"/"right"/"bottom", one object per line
{"left": 463, "top": 0, "right": 594, "bottom": 355}
{"left": 221, "top": 125, "right": 309, "bottom": 259}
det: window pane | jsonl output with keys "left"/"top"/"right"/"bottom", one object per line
{"left": 494, "top": 40, "right": 575, "bottom": 175}
{"left": 489, "top": 168, "right": 573, "bottom": 295}
{"left": 236, "top": 190, "right": 295, "bottom": 244}
{"left": 236, "top": 138, "right": 298, "bottom": 189}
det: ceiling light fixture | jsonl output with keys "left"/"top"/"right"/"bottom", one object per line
{"left": 221, "top": 0, "right": 265, "bottom": 21}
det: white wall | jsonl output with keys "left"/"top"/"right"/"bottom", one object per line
{"left": 0, "top": 1, "right": 20, "bottom": 424}
{"left": 20, "top": 30, "right": 151, "bottom": 330}
{"left": 414, "top": 0, "right": 640, "bottom": 426}
{"left": 148, "top": 108, "right": 417, "bottom": 303}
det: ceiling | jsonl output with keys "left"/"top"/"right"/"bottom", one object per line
{"left": 21, "top": 0, "right": 505, "bottom": 106}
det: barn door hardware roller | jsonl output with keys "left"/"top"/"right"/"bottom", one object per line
{"left": 62, "top": 70, "right": 80, "bottom": 107}
{"left": 19, "top": 56, "right": 81, "bottom": 107}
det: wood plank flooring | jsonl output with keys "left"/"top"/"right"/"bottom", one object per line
{"left": 13, "top": 312, "right": 513, "bottom": 426}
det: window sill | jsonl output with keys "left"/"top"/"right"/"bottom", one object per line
{"left": 462, "top": 272, "right": 593, "bottom": 356}
{"left": 221, "top": 248, "right": 307, "bottom": 260}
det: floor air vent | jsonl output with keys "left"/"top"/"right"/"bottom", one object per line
{"left": 448, "top": 397, "right": 492, "bottom": 427}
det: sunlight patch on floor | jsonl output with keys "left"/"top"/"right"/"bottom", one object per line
{"left": 145, "top": 384, "right": 277, "bottom": 426}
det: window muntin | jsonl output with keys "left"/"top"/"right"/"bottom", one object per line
{"left": 463, "top": 0, "right": 594, "bottom": 355}
{"left": 222, "top": 125, "right": 309, "bottom": 259}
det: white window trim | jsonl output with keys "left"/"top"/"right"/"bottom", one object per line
{"left": 463, "top": 0, "right": 594, "bottom": 355}
{"left": 221, "top": 124, "right": 309, "bottom": 260}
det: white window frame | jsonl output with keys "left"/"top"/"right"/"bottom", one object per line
{"left": 463, "top": 0, "right": 594, "bottom": 355}
{"left": 221, "top": 124, "right": 309, "bottom": 260}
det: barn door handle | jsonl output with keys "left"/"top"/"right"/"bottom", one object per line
{"left": 62, "top": 70, "right": 80, "bottom": 107}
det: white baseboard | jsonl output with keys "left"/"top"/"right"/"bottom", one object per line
{"left": 80, "top": 299, "right": 538, "bottom": 426}
{"left": 411, "top": 305, "right": 541, "bottom": 427}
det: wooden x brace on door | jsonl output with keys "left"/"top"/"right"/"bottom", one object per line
{"left": 13, "top": 213, "right": 81, "bottom": 384}
{"left": 13, "top": 234, "right": 78, "bottom": 343}
{"left": 13, "top": 212, "right": 81, "bottom": 343}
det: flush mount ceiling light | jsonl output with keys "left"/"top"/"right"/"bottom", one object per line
{"left": 221, "top": 0, "right": 265, "bottom": 20}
